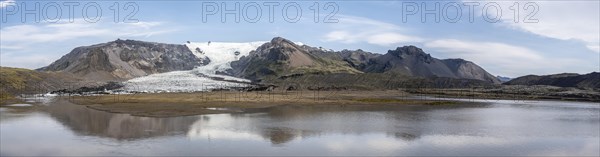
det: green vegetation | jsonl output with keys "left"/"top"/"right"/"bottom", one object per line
{"left": 0, "top": 67, "right": 43, "bottom": 90}
{"left": 0, "top": 67, "right": 75, "bottom": 104}
{"left": 0, "top": 91, "right": 16, "bottom": 104}
{"left": 0, "top": 67, "right": 42, "bottom": 104}
{"left": 290, "top": 64, "right": 362, "bottom": 75}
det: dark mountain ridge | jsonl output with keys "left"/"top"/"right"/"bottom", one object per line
{"left": 360, "top": 46, "right": 500, "bottom": 84}
{"left": 505, "top": 72, "right": 600, "bottom": 90}
{"left": 231, "top": 37, "right": 500, "bottom": 87}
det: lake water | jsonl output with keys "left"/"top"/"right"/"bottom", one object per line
{"left": 1, "top": 97, "right": 599, "bottom": 156}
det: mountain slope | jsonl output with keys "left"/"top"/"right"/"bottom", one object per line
{"left": 441, "top": 58, "right": 501, "bottom": 84}
{"left": 39, "top": 39, "right": 207, "bottom": 81}
{"left": 504, "top": 72, "right": 600, "bottom": 90}
{"left": 306, "top": 48, "right": 382, "bottom": 70}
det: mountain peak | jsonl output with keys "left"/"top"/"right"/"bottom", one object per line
{"left": 109, "top": 39, "right": 161, "bottom": 46}
{"left": 390, "top": 45, "right": 424, "bottom": 55}
{"left": 386, "top": 45, "right": 434, "bottom": 64}
{"left": 270, "top": 37, "right": 294, "bottom": 45}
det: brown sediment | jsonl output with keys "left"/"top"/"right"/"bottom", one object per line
{"left": 65, "top": 90, "right": 459, "bottom": 117}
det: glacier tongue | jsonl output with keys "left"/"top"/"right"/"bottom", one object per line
{"left": 121, "top": 41, "right": 266, "bottom": 92}
{"left": 121, "top": 71, "right": 248, "bottom": 92}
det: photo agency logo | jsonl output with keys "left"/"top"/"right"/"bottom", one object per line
{"left": 400, "top": 1, "right": 539, "bottom": 23}
{"left": 196, "top": 1, "right": 539, "bottom": 24}
{"left": 200, "top": 1, "right": 339, "bottom": 23}
{"left": 0, "top": 1, "right": 344, "bottom": 24}
{"left": 1, "top": 1, "right": 139, "bottom": 23}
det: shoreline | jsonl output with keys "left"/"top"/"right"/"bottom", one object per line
{"left": 63, "top": 90, "right": 462, "bottom": 117}
{"left": 3, "top": 89, "right": 598, "bottom": 117}
{"left": 405, "top": 87, "right": 600, "bottom": 102}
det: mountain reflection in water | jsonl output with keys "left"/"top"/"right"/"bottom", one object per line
{"left": 1, "top": 97, "right": 598, "bottom": 156}
{"left": 44, "top": 99, "right": 438, "bottom": 144}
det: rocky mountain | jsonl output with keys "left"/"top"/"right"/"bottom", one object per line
{"left": 39, "top": 39, "right": 207, "bottom": 81}
{"left": 337, "top": 49, "right": 382, "bottom": 69}
{"left": 230, "top": 37, "right": 362, "bottom": 81}
{"left": 359, "top": 46, "right": 500, "bottom": 83}
{"left": 230, "top": 37, "right": 500, "bottom": 84}
{"left": 504, "top": 72, "right": 600, "bottom": 90}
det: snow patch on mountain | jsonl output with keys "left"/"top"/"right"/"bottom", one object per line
{"left": 120, "top": 41, "right": 266, "bottom": 92}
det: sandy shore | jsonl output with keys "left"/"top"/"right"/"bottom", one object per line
{"left": 65, "top": 90, "right": 459, "bottom": 117}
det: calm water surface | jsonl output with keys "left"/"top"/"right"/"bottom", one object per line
{"left": 1, "top": 97, "right": 599, "bottom": 156}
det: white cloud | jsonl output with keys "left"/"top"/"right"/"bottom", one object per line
{"left": 1, "top": 23, "right": 109, "bottom": 44}
{"left": 322, "top": 15, "right": 423, "bottom": 46}
{"left": 0, "top": 0, "right": 15, "bottom": 8}
{"left": 424, "top": 39, "right": 591, "bottom": 77}
{"left": 504, "top": 1, "right": 599, "bottom": 53}
{"left": 320, "top": 14, "right": 597, "bottom": 76}
{"left": 467, "top": 1, "right": 600, "bottom": 52}
{"left": 0, "top": 53, "right": 57, "bottom": 69}
{"left": 0, "top": 19, "right": 177, "bottom": 68}
{"left": 367, "top": 33, "right": 418, "bottom": 46}
{"left": 0, "top": 19, "right": 175, "bottom": 50}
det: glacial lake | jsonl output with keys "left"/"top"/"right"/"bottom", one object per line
{"left": 1, "top": 97, "right": 599, "bottom": 156}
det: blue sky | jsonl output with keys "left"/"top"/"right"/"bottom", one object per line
{"left": 1, "top": 0, "right": 599, "bottom": 77}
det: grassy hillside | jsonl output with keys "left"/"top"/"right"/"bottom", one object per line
{"left": 0, "top": 67, "right": 80, "bottom": 104}
{"left": 1, "top": 67, "right": 39, "bottom": 101}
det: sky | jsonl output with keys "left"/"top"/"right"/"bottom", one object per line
{"left": 0, "top": 0, "right": 599, "bottom": 78}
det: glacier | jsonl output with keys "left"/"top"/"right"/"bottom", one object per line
{"left": 120, "top": 41, "right": 267, "bottom": 92}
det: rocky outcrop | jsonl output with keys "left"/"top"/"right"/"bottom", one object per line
{"left": 39, "top": 39, "right": 207, "bottom": 81}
